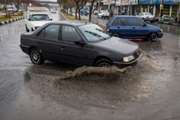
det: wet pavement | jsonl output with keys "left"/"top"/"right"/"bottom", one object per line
{"left": 0, "top": 15, "right": 180, "bottom": 120}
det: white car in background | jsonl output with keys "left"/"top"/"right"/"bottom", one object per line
{"left": 25, "top": 13, "right": 53, "bottom": 32}
{"left": 50, "top": 8, "right": 57, "bottom": 13}
{"left": 138, "top": 12, "right": 158, "bottom": 22}
{"left": 97, "top": 10, "right": 110, "bottom": 19}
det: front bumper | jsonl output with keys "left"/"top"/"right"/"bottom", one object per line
{"left": 20, "top": 44, "right": 30, "bottom": 55}
{"left": 113, "top": 50, "right": 143, "bottom": 67}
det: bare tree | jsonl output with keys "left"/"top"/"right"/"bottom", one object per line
{"left": 88, "top": 0, "right": 97, "bottom": 22}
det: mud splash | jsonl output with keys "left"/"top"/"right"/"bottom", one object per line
{"left": 59, "top": 66, "right": 128, "bottom": 80}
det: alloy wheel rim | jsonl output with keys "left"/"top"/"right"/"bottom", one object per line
{"left": 32, "top": 51, "right": 40, "bottom": 63}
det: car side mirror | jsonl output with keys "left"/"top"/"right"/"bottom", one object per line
{"left": 143, "top": 23, "right": 147, "bottom": 27}
{"left": 49, "top": 18, "right": 53, "bottom": 21}
{"left": 74, "top": 41, "right": 85, "bottom": 47}
{"left": 28, "top": 18, "right": 31, "bottom": 21}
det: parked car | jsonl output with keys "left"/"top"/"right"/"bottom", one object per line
{"left": 25, "top": 13, "right": 53, "bottom": 32}
{"left": 106, "top": 16, "right": 163, "bottom": 41}
{"left": 138, "top": 12, "right": 158, "bottom": 23}
{"left": 93, "top": 10, "right": 99, "bottom": 15}
{"left": 6, "top": 5, "right": 17, "bottom": 13}
{"left": 159, "top": 15, "right": 175, "bottom": 25}
{"left": 50, "top": 8, "right": 57, "bottom": 13}
{"left": 20, "top": 21, "right": 141, "bottom": 67}
{"left": 80, "top": 9, "right": 89, "bottom": 16}
{"left": 97, "top": 10, "right": 110, "bottom": 19}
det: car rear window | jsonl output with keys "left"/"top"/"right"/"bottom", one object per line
{"left": 112, "top": 18, "right": 128, "bottom": 26}
{"left": 112, "top": 17, "right": 144, "bottom": 26}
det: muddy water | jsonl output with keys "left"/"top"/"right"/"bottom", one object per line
{"left": 23, "top": 54, "right": 162, "bottom": 108}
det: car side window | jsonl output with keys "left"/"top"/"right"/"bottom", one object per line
{"left": 112, "top": 18, "right": 121, "bottom": 26}
{"left": 44, "top": 24, "right": 60, "bottom": 41}
{"left": 112, "top": 18, "right": 128, "bottom": 26}
{"left": 127, "top": 18, "right": 144, "bottom": 26}
{"left": 37, "top": 24, "right": 60, "bottom": 41}
{"left": 62, "top": 25, "right": 81, "bottom": 42}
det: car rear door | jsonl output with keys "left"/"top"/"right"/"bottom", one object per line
{"left": 59, "top": 25, "right": 95, "bottom": 65}
{"left": 36, "top": 24, "right": 62, "bottom": 62}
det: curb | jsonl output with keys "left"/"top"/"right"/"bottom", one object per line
{"left": 0, "top": 16, "right": 24, "bottom": 25}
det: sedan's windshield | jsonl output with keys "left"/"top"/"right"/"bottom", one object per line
{"left": 29, "top": 14, "right": 50, "bottom": 21}
{"left": 79, "top": 24, "right": 110, "bottom": 42}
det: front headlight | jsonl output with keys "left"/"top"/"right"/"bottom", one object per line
{"left": 160, "top": 29, "right": 163, "bottom": 32}
{"left": 123, "top": 55, "right": 135, "bottom": 62}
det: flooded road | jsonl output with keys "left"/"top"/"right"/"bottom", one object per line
{"left": 0, "top": 18, "right": 180, "bottom": 120}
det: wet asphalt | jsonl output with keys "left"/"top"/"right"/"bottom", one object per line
{"left": 0, "top": 14, "right": 180, "bottom": 120}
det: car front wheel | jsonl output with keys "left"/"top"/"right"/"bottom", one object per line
{"left": 147, "top": 33, "right": 158, "bottom": 42}
{"left": 30, "top": 48, "right": 44, "bottom": 65}
{"left": 95, "top": 58, "right": 112, "bottom": 67}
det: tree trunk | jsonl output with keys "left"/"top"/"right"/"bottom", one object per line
{"left": 75, "top": 7, "right": 78, "bottom": 19}
{"left": 89, "top": 1, "right": 95, "bottom": 22}
{"left": 78, "top": 7, "right": 81, "bottom": 20}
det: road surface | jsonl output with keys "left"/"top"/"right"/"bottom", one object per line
{"left": 0, "top": 13, "right": 180, "bottom": 120}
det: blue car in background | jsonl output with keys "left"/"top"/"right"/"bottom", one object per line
{"left": 106, "top": 16, "right": 163, "bottom": 41}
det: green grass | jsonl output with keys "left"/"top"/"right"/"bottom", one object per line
{"left": 63, "top": 12, "right": 76, "bottom": 20}
{"left": 0, "top": 14, "right": 23, "bottom": 22}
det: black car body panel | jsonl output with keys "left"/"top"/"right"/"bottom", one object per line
{"left": 20, "top": 21, "right": 140, "bottom": 66}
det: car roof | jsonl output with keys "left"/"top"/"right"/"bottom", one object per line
{"left": 48, "top": 21, "right": 87, "bottom": 26}
{"left": 113, "top": 15, "right": 140, "bottom": 18}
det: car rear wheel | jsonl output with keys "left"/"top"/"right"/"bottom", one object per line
{"left": 148, "top": 33, "right": 158, "bottom": 42}
{"left": 30, "top": 48, "right": 44, "bottom": 65}
{"left": 95, "top": 58, "right": 112, "bottom": 67}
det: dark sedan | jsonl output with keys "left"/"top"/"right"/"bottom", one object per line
{"left": 20, "top": 21, "right": 141, "bottom": 67}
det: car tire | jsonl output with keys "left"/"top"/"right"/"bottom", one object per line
{"left": 147, "top": 33, "right": 158, "bottom": 42}
{"left": 95, "top": 58, "right": 112, "bottom": 67}
{"left": 30, "top": 48, "right": 44, "bottom": 65}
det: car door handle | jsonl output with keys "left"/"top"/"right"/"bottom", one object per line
{"left": 60, "top": 46, "right": 66, "bottom": 51}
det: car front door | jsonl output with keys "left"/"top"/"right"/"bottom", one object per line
{"left": 36, "top": 24, "right": 62, "bottom": 62}
{"left": 59, "top": 25, "right": 95, "bottom": 65}
{"left": 127, "top": 18, "right": 149, "bottom": 39}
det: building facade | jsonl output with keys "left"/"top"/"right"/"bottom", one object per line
{"left": 101, "top": 0, "right": 180, "bottom": 19}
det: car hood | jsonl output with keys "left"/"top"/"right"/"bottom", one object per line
{"left": 29, "top": 21, "right": 51, "bottom": 27}
{"left": 146, "top": 24, "right": 161, "bottom": 31}
{"left": 91, "top": 37, "right": 139, "bottom": 55}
